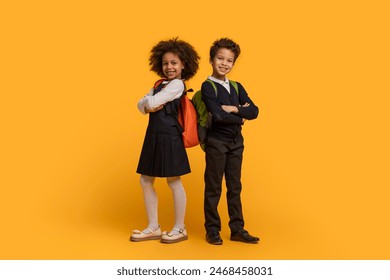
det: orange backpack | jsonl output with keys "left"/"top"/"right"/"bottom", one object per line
{"left": 154, "top": 79, "right": 199, "bottom": 148}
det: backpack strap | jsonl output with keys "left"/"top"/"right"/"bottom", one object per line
{"left": 152, "top": 78, "right": 181, "bottom": 115}
{"left": 162, "top": 79, "right": 188, "bottom": 122}
{"left": 205, "top": 79, "right": 239, "bottom": 96}
{"left": 229, "top": 80, "right": 239, "bottom": 95}
{"left": 206, "top": 79, "right": 218, "bottom": 94}
{"left": 153, "top": 79, "right": 167, "bottom": 89}
{"left": 154, "top": 78, "right": 188, "bottom": 95}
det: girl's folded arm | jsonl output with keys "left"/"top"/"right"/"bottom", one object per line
{"left": 137, "top": 88, "right": 154, "bottom": 114}
{"left": 144, "top": 79, "right": 184, "bottom": 109}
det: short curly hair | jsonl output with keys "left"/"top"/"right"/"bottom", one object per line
{"left": 149, "top": 37, "right": 200, "bottom": 80}
{"left": 209, "top": 38, "right": 241, "bottom": 63}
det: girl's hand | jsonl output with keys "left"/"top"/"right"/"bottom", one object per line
{"left": 145, "top": 105, "right": 164, "bottom": 113}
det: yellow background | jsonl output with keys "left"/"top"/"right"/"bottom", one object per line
{"left": 1, "top": 0, "right": 389, "bottom": 260}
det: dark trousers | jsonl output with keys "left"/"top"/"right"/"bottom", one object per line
{"left": 204, "top": 134, "right": 245, "bottom": 233}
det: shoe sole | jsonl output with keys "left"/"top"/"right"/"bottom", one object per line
{"left": 160, "top": 235, "right": 188, "bottom": 244}
{"left": 130, "top": 235, "right": 162, "bottom": 242}
{"left": 207, "top": 240, "right": 223, "bottom": 245}
{"left": 230, "top": 238, "right": 259, "bottom": 244}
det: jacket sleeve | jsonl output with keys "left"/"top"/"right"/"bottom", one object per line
{"left": 236, "top": 82, "right": 259, "bottom": 120}
{"left": 201, "top": 82, "right": 243, "bottom": 125}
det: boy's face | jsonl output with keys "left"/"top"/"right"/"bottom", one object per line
{"left": 162, "top": 52, "right": 184, "bottom": 80}
{"left": 211, "top": 48, "right": 235, "bottom": 80}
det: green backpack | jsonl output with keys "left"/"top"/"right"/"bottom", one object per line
{"left": 191, "top": 79, "right": 239, "bottom": 150}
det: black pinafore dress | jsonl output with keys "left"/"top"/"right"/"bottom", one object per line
{"left": 136, "top": 82, "right": 191, "bottom": 177}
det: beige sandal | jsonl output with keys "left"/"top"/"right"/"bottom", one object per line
{"left": 161, "top": 228, "right": 188, "bottom": 244}
{"left": 130, "top": 227, "right": 162, "bottom": 242}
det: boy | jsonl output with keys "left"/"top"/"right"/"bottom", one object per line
{"left": 201, "top": 38, "right": 260, "bottom": 245}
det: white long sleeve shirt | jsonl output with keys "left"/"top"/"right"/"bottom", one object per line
{"left": 137, "top": 79, "right": 184, "bottom": 114}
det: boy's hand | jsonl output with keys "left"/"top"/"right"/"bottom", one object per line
{"left": 145, "top": 105, "right": 164, "bottom": 113}
{"left": 221, "top": 105, "right": 239, "bottom": 113}
{"left": 222, "top": 103, "right": 250, "bottom": 113}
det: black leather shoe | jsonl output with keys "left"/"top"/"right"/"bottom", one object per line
{"left": 230, "top": 229, "right": 259, "bottom": 244}
{"left": 206, "top": 231, "right": 223, "bottom": 245}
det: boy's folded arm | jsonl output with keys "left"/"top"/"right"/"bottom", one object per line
{"left": 236, "top": 82, "right": 259, "bottom": 120}
{"left": 237, "top": 104, "right": 259, "bottom": 120}
{"left": 201, "top": 83, "right": 243, "bottom": 125}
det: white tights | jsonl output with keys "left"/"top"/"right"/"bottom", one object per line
{"left": 139, "top": 175, "right": 186, "bottom": 234}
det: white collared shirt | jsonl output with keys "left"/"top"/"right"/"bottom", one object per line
{"left": 207, "top": 76, "right": 230, "bottom": 94}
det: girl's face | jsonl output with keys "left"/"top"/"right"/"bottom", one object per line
{"left": 162, "top": 52, "right": 184, "bottom": 80}
{"left": 211, "top": 48, "right": 235, "bottom": 80}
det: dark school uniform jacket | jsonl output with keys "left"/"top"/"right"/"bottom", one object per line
{"left": 201, "top": 80, "right": 259, "bottom": 142}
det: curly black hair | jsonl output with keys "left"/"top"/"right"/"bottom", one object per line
{"left": 209, "top": 38, "right": 241, "bottom": 63}
{"left": 149, "top": 37, "right": 200, "bottom": 80}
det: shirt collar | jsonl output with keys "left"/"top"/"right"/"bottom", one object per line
{"left": 208, "top": 76, "right": 229, "bottom": 85}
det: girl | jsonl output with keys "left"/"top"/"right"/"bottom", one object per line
{"left": 130, "top": 38, "right": 199, "bottom": 244}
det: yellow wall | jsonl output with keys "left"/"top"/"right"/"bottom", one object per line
{"left": 1, "top": 0, "right": 390, "bottom": 259}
